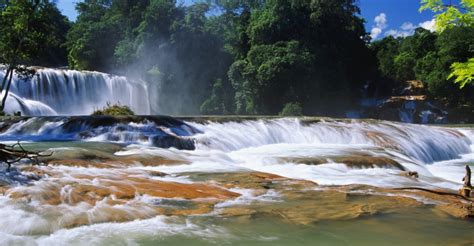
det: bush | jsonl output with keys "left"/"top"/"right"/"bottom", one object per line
{"left": 279, "top": 102, "right": 303, "bottom": 116}
{"left": 91, "top": 102, "right": 135, "bottom": 116}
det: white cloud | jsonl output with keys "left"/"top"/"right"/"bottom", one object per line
{"left": 370, "top": 13, "right": 436, "bottom": 41}
{"left": 370, "top": 13, "right": 387, "bottom": 40}
{"left": 370, "top": 27, "right": 383, "bottom": 40}
{"left": 401, "top": 22, "right": 415, "bottom": 31}
{"left": 419, "top": 19, "right": 436, "bottom": 32}
{"left": 385, "top": 25, "right": 414, "bottom": 38}
{"left": 385, "top": 19, "right": 437, "bottom": 38}
{"left": 374, "top": 13, "right": 387, "bottom": 28}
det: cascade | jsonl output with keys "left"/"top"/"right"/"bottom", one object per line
{"left": 0, "top": 68, "right": 150, "bottom": 115}
{"left": 0, "top": 117, "right": 471, "bottom": 164}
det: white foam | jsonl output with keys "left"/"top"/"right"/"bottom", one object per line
{"left": 3, "top": 68, "right": 151, "bottom": 115}
{"left": 189, "top": 119, "right": 471, "bottom": 164}
{"left": 215, "top": 189, "right": 281, "bottom": 208}
{"left": 0, "top": 215, "right": 227, "bottom": 246}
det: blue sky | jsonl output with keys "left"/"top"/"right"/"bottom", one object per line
{"left": 56, "top": 0, "right": 440, "bottom": 40}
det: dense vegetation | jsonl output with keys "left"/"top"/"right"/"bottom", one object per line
{"left": 0, "top": 0, "right": 70, "bottom": 114}
{"left": 1, "top": 0, "right": 472, "bottom": 116}
{"left": 370, "top": 27, "right": 473, "bottom": 107}
{"left": 65, "top": 0, "right": 375, "bottom": 115}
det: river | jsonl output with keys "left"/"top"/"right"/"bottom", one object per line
{"left": 0, "top": 116, "right": 472, "bottom": 245}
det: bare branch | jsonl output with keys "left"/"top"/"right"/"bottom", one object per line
{"left": 0, "top": 141, "right": 52, "bottom": 171}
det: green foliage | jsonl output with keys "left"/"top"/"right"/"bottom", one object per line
{"left": 66, "top": 0, "right": 122, "bottom": 70}
{"left": 370, "top": 28, "right": 438, "bottom": 90}
{"left": 6, "top": 0, "right": 468, "bottom": 116}
{"left": 371, "top": 36, "right": 401, "bottom": 80}
{"left": 65, "top": 0, "right": 373, "bottom": 116}
{"left": 371, "top": 25, "right": 473, "bottom": 106}
{"left": 0, "top": 0, "right": 69, "bottom": 111}
{"left": 279, "top": 102, "right": 303, "bottom": 116}
{"left": 0, "top": 0, "right": 68, "bottom": 66}
{"left": 420, "top": 0, "right": 474, "bottom": 88}
{"left": 229, "top": 41, "right": 314, "bottom": 114}
{"left": 91, "top": 102, "right": 135, "bottom": 116}
{"left": 68, "top": 0, "right": 233, "bottom": 114}
{"left": 200, "top": 79, "right": 234, "bottom": 114}
{"left": 393, "top": 52, "right": 416, "bottom": 82}
{"left": 228, "top": 0, "right": 371, "bottom": 115}
{"left": 420, "top": 0, "right": 473, "bottom": 32}
{"left": 449, "top": 58, "right": 474, "bottom": 88}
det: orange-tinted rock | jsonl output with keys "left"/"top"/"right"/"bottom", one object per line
{"left": 278, "top": 155, "right": 404, "bottom": 170}
{"left": 218, "top": 187, "right": 422, "bottom": 225}
{"left": 366, "top": 131, "right": 401, "bottom": 150}
{"left": 332, "top": 156, "right": 405, "bottom": 170}
{"left": 188, "top": 171, "right": 316, "bottom": 191}
{"left": 47, "top": 156, "right": 187, "bottom": 168}
{"left": 118, "top": 156, "right": 188, "bottom": 166}
{"left": 8, "top": 174, "right": 239, "bottom": 207}
{"left": 384, "top": 187, "right": 474, "bottom": 219}
{"left": 47, "top": 159, "right": 117, "bottom": 168}
{"left": 20, "top": 166, "right": 58, "bottom": 177}
{"left": 0, "top": 186, "right": 8, "bottom": 195}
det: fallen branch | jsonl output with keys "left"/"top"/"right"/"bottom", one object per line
{"left": 0, "top": 141, "right": 52, "bottom": 171}
{"left": 392, "top": 187, "right": 473, "bottom": 201}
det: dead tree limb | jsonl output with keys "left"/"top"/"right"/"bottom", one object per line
{"left": 460, "top": 165, "right": 472, "bottom": 198}
{"left": 0, "top": 141, "right": 52, "bottom": 172}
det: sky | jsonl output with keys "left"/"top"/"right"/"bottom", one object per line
{"left": 56, "top": 0, "right": 440, "bottom": 41}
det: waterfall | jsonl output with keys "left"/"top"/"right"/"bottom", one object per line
{"left": 0, "top": 68, "right": 150, "bottom": 116}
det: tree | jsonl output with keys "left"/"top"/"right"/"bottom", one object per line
{"left": 67, "top": 0, "right": 234, "bottom": 115}
{"left": 420, "top": 0, "right": 474, "bottom": 88}
{"left": 279, "top": 102, "right": 303, "bottom": 116}
{"left": 227, "top": 0, "right": 372, "bottom": 115}
{"left": 0, "top": 0, "right": 66, "bottom": 113}
{"left": 66, "top": 0, "right": 121, "bottom": 70}
{"left": 449, "top": 58, "right": 474, "bottom": 88}
{"left": 370, "top": 36, "right": 401, "bottom": 84}
{"left": 200, "top": 78, "right": 234, "bottom": 114}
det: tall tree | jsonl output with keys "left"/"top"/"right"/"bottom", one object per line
{"left": 0, "top": 0, "right": 67, "bottom": 113}
{"left": 227, "top": 0, "right": 372, "bottom": 115}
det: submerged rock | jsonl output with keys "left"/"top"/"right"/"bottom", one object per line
{"left": 0, "top": 116, "right": 199, "bottom": 150}
{"left": 150, "top": 135, "right": 195, "bottom": 150}
{"left": 278, "top": 155, "right": 405, "bottom": 170}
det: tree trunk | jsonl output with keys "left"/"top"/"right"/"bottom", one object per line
{"left": 460, "top": 165, "right": 472, "bottom": 197}
{"left": 463, "top": 165, "right": 471, "bottom": 187}
{"left": 0, "top": 67, "right": 14, "bottom": 112}
{"left": 0, "top": 67, "right": 12, "bottom": 93}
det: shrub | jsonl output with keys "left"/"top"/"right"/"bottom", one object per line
{"left": 279, "top": 102, "right": 303, "bottom": 116}
{"left": 92, "top": 102, "right": 135, "bottom": 116}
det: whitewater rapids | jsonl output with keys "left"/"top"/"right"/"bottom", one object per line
{"left": 0, "top": 117, "right": 472, "bottom": 190}
{"left": 124, "top": 118, "right": 474, "bottom": 190}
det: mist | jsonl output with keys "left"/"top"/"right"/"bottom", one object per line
{"left": 85, "top": 1, "right": 230, "bottom": 116}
